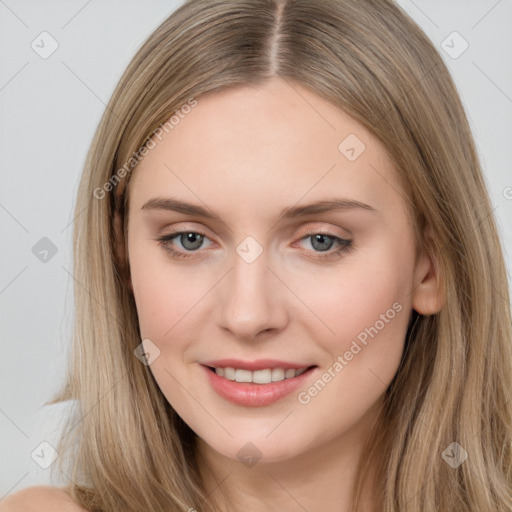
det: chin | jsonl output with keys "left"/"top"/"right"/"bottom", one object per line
{"left": 202, "top": 433, "right": 307, "bottom": 466}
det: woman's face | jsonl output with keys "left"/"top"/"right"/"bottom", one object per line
{"left": 126, "top": 77, "right": 437, "bottom": 464}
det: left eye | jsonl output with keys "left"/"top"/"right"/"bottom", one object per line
{"left": 300, "top": 233, "right": 338, "bottom": 252}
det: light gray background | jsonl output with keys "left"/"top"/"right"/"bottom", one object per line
{"left": 1, "top": 0, "right": 511, "bottom": 498}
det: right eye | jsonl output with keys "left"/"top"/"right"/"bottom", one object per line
{"left": 156, "top": 230, "right": 213, "bottom": 258}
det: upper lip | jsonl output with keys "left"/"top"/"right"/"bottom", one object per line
{"left": 201, "top": 359, "right": 315, "bottom": 371}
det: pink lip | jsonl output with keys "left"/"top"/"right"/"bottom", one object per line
{"left": 201, "top": 364, "right": 317, "bottom": 407}
{"left": 201, "top": 358, "right": 311, "bottom": 371}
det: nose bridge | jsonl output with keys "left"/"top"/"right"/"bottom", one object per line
{"left": 216, "top": 238, "right": 288, "bottom": 338}
{"left": 231, "top": 244, "right": 268, "bottom": 299}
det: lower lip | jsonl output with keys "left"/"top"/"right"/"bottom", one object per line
{"left": 202, "top": 365, "right": 316, "bottom": 407}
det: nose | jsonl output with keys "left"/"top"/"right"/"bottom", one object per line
{"left": 216, "top": 247, "right": 289, "bottom": 341}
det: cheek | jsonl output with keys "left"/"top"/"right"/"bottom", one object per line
{"left": 291, "top": 253, "right": 412, "bottom": 429}
{"left": 128, "top": 240, "right": 200, "bottom": 341}
{"left": 128, "top": 247, "right": 202, "bottom": 402}
{"left": 296, "top": 244, "right": 413, "bottom": 371}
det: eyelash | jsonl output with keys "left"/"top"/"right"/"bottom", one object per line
{"left": 156, "top": 229, "right": 353, "bottom": 261}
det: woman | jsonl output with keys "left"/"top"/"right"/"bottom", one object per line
{"left": 3, "top": 0, "right": 511, "bottom": 510}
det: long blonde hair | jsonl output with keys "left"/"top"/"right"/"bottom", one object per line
{"left": 52, "top": 0, "right": 512, "bottom": 510}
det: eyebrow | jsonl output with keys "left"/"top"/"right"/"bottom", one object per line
{"left": 141, "top": 197, "right": 377, "bottom": 221}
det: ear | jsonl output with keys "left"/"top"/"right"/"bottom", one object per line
{"left": 411, "top": 226, "right": 445, "bottom": 315}
{"left": 113, "top": 209, "right": 133, "bottom": 292}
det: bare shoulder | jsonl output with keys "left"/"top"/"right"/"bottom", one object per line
{"left": 0, "top": 485, "right": 88, "bottom": 511}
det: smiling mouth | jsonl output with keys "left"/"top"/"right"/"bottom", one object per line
{"left": 206, "top": 365, "right": 317, "bottom": 384}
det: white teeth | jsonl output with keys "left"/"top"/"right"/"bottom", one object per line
{"left": 235, "top": 369, "right": 252, "bottom": 383}
{"left": 213, "top": 366, "right": 310, "bottom": 384}
{"left": 285, "top": 369, "right": 296, "bottom": 379}
{"left": 223, "top": 367, "right": 236, "bottom": 380}
{"left": 271, "top": 368, "right": 285, "bottom": 382}
{"left": 253, "top": 369, "right": 272, "bottom": 384}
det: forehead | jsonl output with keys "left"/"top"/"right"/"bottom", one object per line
{"left": 128, "top": 78, "right": 404, "bottom": 219}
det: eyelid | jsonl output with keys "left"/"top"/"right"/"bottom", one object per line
{"left": 297, "top": 224, "right": 348, "bottom": 237}
{"left": 156, "top": 223, "right": 353, "bottom": 259}
{"left": 158, "top": 221, "right": 348, "bottom": 241}
{"left": 293, "top": 223, "right": 351, "bottom": 244}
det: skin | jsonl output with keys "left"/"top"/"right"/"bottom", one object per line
{"left": 0, "top": 486, "right": 85, "bottom": 511}
{"left": 124, "top": 77, "right": 443, "bottom": 511}
{"left": 2, "top": 77, "right": 443, "bottom": 511}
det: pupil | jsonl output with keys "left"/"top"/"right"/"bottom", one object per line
{"left": 182, "top": 232, "right": 203, "bottom": 250}
{"left": 312, "top": 234, "right": 334, "bottom": 252}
